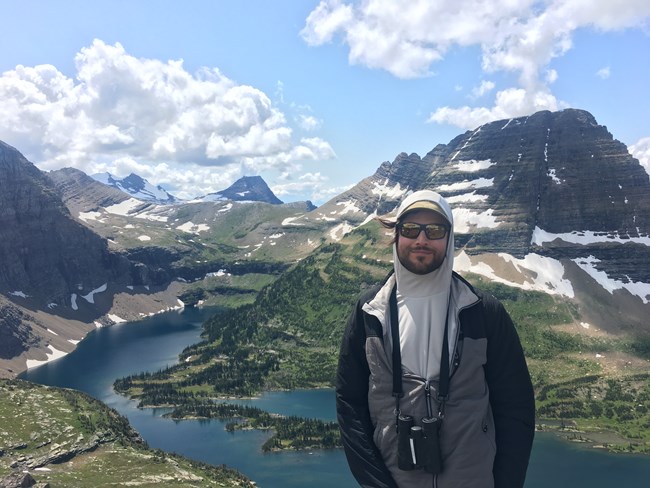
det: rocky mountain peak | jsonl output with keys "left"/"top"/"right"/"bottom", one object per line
{"left": 199, "top": 175, "right": 283, "bottom": 204}
{"left": 422, "top": 108, "right": 649, "bottom": 252}
{"left": 312, "top": 151, "right": 432, "bottom": 221}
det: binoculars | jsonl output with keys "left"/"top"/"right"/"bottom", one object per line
{"left": 397, "top": 414, "right": 443, "bottom": 474}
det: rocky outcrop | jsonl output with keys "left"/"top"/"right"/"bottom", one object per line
{"left": 0, "top": 302, "right": 42, "bottom": 360}
{"left": 0, "top": 471, "right": 39, "bottom": 488}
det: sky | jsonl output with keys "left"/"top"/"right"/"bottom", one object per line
{"left": 1, "top": 0, "right": 649, "bottom": 205}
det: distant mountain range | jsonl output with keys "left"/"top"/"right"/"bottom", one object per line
{"left": 0, "top": 108, "right": 649, "bottom": 378}
{"left": 88, "top": 171, "right": 289, "bottom": 207}
{"left": 92, "top": 172, "right": 178, "bottom": 204}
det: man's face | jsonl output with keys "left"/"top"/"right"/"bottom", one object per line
{"left": 396, "top": 209, "right": 450, "bottom": 275}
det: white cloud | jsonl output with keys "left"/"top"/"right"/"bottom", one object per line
{"left": 470, "top": 80, "right": 495, "bottom": 99}
{"left": 303, "top": 0, "right": 650, "bottom": 127}
{"left": 0, "top": 39, "right": 335, "bottom": 199}
{"left": 429, "top": 87, "right": 564, "bottom": 129}
{"left": 271, "top": 171, "right": 329, "bottom": 197}
{"left": 297, "top": 114, "right": 322, "bottom": 131}
{"left": 301, "top": 0, "right": 355, "bottom": 46}
{"left": 629, "top": 136, "right": 650, "bottom": 177}
{"left": 596, "top": 66, "right": 611, "bottom": 79}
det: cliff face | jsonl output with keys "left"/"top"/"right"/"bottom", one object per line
{"left": 0, "top": 299, "right": 41, "bottom": 360}
{"left": 421, "top": 109, "right": 650, "bottom": 284}
{"left": 0, "top": 142, "right": 137, "bottom": 307}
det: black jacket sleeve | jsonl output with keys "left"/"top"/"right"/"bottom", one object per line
{"left": 483, "top": 295, "right": 536, "bottom": 488}
{"left": 336, "top": 297, "right": 398, "bottom": 488}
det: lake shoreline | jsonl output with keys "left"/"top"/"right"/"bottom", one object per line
{"left": 536, "top": 420, "right": 648, "bottom": 457}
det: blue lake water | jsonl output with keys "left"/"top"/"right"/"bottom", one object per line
{"left": 20, "top": 306, "right": 650, "bottom": 487}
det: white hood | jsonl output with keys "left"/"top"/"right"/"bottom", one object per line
{"left": 393, "top": 190, "right": 455, "bottom": 379}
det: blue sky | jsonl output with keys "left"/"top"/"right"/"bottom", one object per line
{"left": 1, "top": 0, "right": 649, "bottom": 204}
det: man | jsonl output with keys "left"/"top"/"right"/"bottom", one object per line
{"left": 336, "top": 190, "right": 535, "bottom": 488}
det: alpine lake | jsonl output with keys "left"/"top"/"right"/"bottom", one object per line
{"left": 20, "top": 306, "right": 650, "bottom": 487}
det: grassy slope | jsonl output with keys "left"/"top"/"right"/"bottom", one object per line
{"left": 0, "top": 379, "right": 254, "bottom": 487}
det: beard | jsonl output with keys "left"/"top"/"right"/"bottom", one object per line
{"left": 397, "top": 246, "right": 446, "bottom": 275}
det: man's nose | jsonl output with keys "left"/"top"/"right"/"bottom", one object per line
{"left": 415, "top": 229, "right": 429, "bottom": 243}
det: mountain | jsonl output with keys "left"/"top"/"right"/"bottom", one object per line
{"left": 0, "top": 142, "right": 180, "bottom": 375}
{"left": 92, "top": 171, "right": 178, "bottom": 204}
{"left": 307, "top": 110, "right": 650, "bottom": 312}
{"left": 2, "top": 108, "right": 649, "bottom": 378}
{"left": 117, "top": 110, "right": 650, "bottom": 458}
{"left": 0, "top": 142, "right": 135, "bottom": 305}
{"left": 198, "top": 175, "right": 284, "bottom": 204}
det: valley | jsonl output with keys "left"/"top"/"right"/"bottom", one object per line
{"left": 1, "top": 108, "right": 650, "bottom": 484}
{"left": 113, "top": 224, "right": 650, "bottom": 454}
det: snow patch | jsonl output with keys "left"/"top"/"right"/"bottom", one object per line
{"left": 317, "top": 215, "right": 336, "bottom": 222}
{"left": 547, "top": 168, "right": 562, "bottom": 184}
{"left": 81, "top": 283, "right": 107, "bottom": 304}
{"left": 572, "top": 256, "right": 650, "bottom": 304}
{"left": 455, "top": 251, "right": 574, "bottom": 297}
{"left": 206, "top": 269, "right": 230, "bottom": 278}
{"left": 532, "top": 227, "right": 650, "bottom": 247}
{"left": 438, "top": 178, "right": 494, "bottom": 192}
{"left": 9, "top": 291, "right": 29, "bottom": 298}
{"left": 108, "top": 314, "right": 127, "bottom": 324}
{"left": 138, "top": 235, "right": 151, "bottom": 241}
{"left": 454, "top": 159, "right": 495, "bottom": 172}
{"left": 26, "top": 345, "right": 68, "bottom": 369}
{"left": 446, "top": 191, "right": 489, "bottom": 204}
{"left": 371, "top": 180, "right": 408, "bottom": 199}
{"left": 452, "top": 208, "right": 499, "bottom": 233}
{"left": 104, "top": 198, "right": 143, "bottom": 216}
{"left": 336, "top": 200, "right": 361, "bottom": 215}
{"left": 79, "top": 211, "right": 102, "bottom": 222}
{"left": 177, "top": 221, "right": 210, "bottom": 234}
{"left": 283, "top": 215, "right": 306, "bottom": 226}
{"left": 330, "top": 222, "right": 354, "bottom": 241}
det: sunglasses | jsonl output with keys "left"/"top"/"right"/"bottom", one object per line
{"left": 397, "top": 222, "right": 449, "bottom": 240}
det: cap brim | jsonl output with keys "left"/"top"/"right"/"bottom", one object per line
{"left": 397, "top": 200, "right": 447, "bottom": 220}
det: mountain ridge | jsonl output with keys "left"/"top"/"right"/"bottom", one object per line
{"left": 1, "top": 108, "right": 649, "bottom": 379}
{"left": 92, "top": 171, "right": 178, "bottom": 204}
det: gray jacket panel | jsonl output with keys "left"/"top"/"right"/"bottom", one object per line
{"left": 365, "top": 275, "right": 494, "bottom": 487}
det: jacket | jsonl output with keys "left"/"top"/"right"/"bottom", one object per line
{"left": 336, "top": 272, "right": 535, "bottom": 488}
